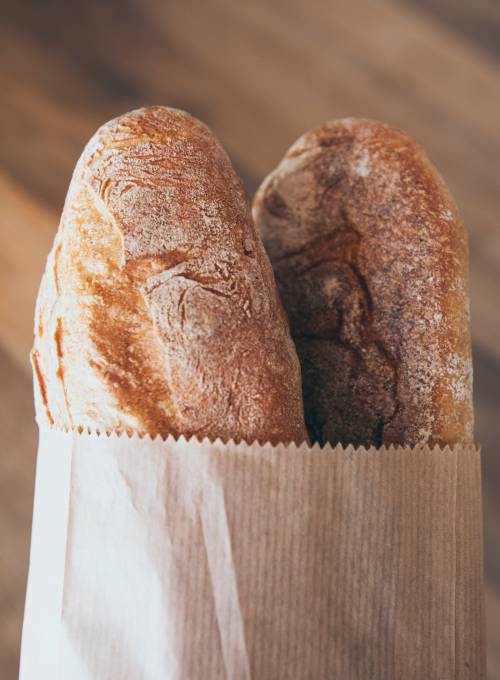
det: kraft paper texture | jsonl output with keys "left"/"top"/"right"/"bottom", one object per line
{"left": 19, "top": 427, "right": 485, "bottom": 679}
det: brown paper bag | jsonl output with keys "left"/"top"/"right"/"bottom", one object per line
{"left": 19, "top": 426, "right": 485, "bottom": 679}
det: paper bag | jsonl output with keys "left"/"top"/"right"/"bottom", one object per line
{"left": 19, "top": 426, "right": 485, "bottom": 679}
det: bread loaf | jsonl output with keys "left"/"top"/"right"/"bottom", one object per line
{"left": 253, "top": 118, "right": 473, "bottom": 448}
{"left": 32, "top": 106, "right": 308, "bottom": 444}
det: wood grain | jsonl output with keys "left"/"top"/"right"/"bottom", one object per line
{"left": 1, "top": 0, "right": 499, "bottom": 676}
{"left": 405, "top": 0, "right": 500, "bottom": 61}
{"left": 0, "top": 347, "right": 37, "bottom": 679}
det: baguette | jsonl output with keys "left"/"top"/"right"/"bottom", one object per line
{"left": 253, "top": 118, "right": 473, "bottom": 448}
{"left": 32, "top": 106, "right": 308, "bottom": 444}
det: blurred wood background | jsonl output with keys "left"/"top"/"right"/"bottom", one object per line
{"left": 1, "top": 0, "right": 499, "bottom": 677}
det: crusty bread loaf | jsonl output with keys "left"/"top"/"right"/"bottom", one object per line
{"left": 32, "top": 105, "right": 308, "bottom": 444}
{"left": 253, "top": 118, "right": 473, "bottom": 448}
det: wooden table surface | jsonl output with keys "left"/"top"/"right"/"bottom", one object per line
{"left": 1, "top": 0, "right": 499, "bottom": 677}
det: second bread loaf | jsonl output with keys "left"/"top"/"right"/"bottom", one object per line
{"left": 253, "top": 118, "right": 473, "bottom": 448}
